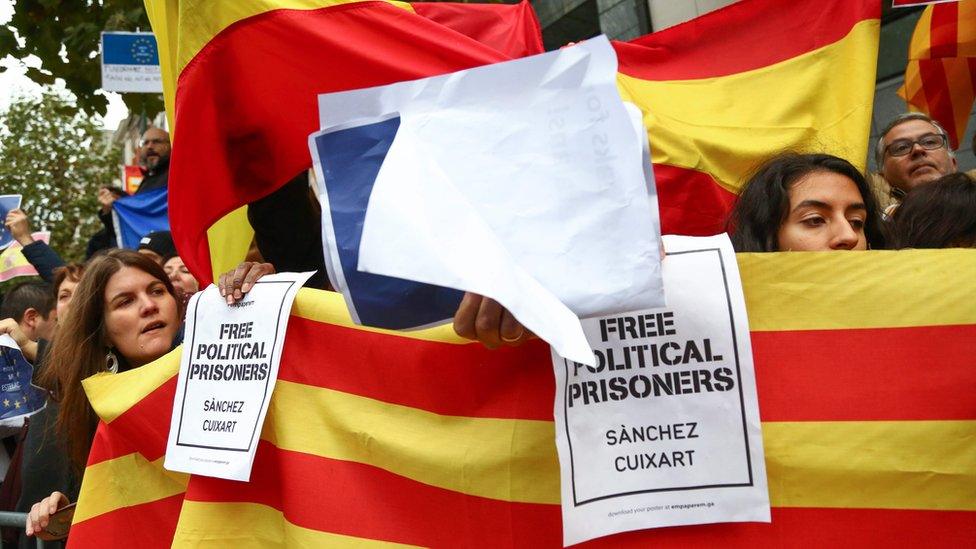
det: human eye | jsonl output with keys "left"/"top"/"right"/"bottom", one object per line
{"left": 919, "top": 134, "right": 943, "bottom": 148}
{"left": 888, "top": 139, "right": 912, "bottom": 156}
{"left": 801, "top": 216, "right": 826, "bottom": 227}
{"left": 849, "top": 218, "right": 865, "bottom": 230}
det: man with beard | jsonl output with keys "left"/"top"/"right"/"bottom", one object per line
{"left": 876, "top": 113, "right": 957, "bottom": 216}
{"left": 133, "top": 127, "right": 171, "bottom": 194}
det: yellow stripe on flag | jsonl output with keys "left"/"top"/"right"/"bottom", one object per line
{"left": 739, "top": 250, "right": 976, "bottom": 332}
{"left": 960, "top": 1, "right": 976, "bottom": 57}
{"left": 291, "top": 288, "right": 468, "bottom": 344}
{"left": 173, "top": 0, "right": 413, "bottom": 72}
{"left": 73, "top": 454, "right": 189, "bottom": 523}
{"left": 262, "top": 380, "right": 561, "bottom": 504}
{"left": 909, "top": 5, "right": 933, "bottom": 59}
{"left": 617, "top": 18, "right": 878, "bottom": 194}
{"left": 173, "top": 501, "right": 419, "bottom": 548}
{"left": 206, "top": 206, "right": 255, "bottom": 282}
{"left": 260, "top": 382, "right": 976, "bottom": 511}
{"left": 765, "top": 421, "right": 976, "bottom": 511}
{"left": 82, "top": 347, "right": 181, "bottom": 424}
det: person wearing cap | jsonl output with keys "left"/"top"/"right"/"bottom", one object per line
{"left": 137, "top": 230, "right": 176, "bottom": 265}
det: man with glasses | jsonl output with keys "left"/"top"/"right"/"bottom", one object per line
{"left": 876, "top": 113, "right": 957, "bottom": 213}
{"left": 134, "top": 126, "right": 172, "bottom": 194}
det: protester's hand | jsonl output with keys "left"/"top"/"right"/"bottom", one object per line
{"left": 0, "top": 318, "right": 38, "bottom": 362}
{"left": 97, "top": 187, "right": 117, "bottom": 214}
{"left": 453, "top": 292, "right": 533, "bottom": 349}
{"left": 218, "top": 261, "right": 275, "bottom": 305}
{"left": 4, "top": 209, "right": 33, "bottom": 246}
{"left": 25, "top": 491, "right": 69, "bottom": 537}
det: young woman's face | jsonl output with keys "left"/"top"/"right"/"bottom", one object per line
{"left": 103, "top": 266, "right": 179, "bottom": 367}
{"left": 777, "top": 171, "right": 868, "bottom": 251}
{"left": 56, "top": 278, "right": 79, "bottom": 320}
{"left": 164, "top": 256, "right": 199, "bottom": 295}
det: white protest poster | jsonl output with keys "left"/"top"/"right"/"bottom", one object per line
{"left": 165, "top": 271, "right": 313, "bottom": 481}
{"left": 551, "top": 234, "right": 769, "bottom": 545}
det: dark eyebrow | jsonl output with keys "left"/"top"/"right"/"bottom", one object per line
{"left": 791, "top": 199, "right": 830, "bottom": 212}
{"left": 791, "top": 200, "right": 866, "bottom": 213}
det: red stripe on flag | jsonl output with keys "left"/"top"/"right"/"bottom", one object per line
{"left": 614, "top": 0, "right": 878, "bottom": 81}
{"left": 580, "top": 507, "right": 976, "bottom": 548}
{"left": 279, "top": 317, "right": 556, "bottom": 420}
{"left": 412, "top": 1, "right": 543, "bottom": 59}
{"left": 183, "top": 442, "right": 976, "bottom": 547}
{"left": 284, "top": 320, "right": 975, "bottom": 424}
{"left": 918, "top": 58, "right": 961, "bottom": 147}
{"left": 86, "top": 377, "right": 178, "bottom": 466}
{"left": 753, "top": 325, "right": 976, "bottom": 422}
{"left": 184, "top": 441, "right": 559, "bottom": 547}
{"left": 67, "top": 493, "right": 184, "bottom": 549}
{"left": 654, "top": 165, "right": 737, "bottom": 236}
{"left": 929, "top": 3, "right": 959, "bottom": 59}
{"left": 171, "top": 2, "right": 519, "bottom": 282}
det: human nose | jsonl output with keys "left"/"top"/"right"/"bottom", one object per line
{"left": 137, "top": 293, "right": 160, "bottom": 316}
{"left": 829, "top": 220, "right": 860, "bottom": 250}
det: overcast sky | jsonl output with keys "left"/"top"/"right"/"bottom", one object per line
{"left": 0, "top": 0, "right": 129, "bottom": 130}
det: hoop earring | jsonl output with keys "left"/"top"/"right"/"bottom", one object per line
{"left": 105, "top": 349, "right": 119, "bottom": 374}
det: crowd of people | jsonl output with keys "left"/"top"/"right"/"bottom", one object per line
{"left": 0, "top": 109, "right": 972, "bottom": 542}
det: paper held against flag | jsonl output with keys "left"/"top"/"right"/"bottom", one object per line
{"left": 313, "top": 36, "right": 664, "bottom": 365}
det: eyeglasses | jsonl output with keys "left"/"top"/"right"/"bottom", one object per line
{"left": 140, "top": 138, "right": 169, "bottom": 147}
{"left": 884, "top": 133, "right": 947, "bottom": 157}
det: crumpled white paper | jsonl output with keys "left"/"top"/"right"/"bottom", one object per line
{"left": 316, "top": 36, "right": 664, "bottom": 365}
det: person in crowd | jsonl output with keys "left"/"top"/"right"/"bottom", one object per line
{"left": 24, "top": 250, "right": 182, "bottom": 540}
{"left": 86, "top": 186, "right": 126, "bottom": 259}
{"left": 4, "top": 209, "right": 65, "bottom": 283}
{"left": 52, "top": 264, "right": 85, "bottom": 323}
{"left": 133, "top": 127, "right": 171, "bottom": 194}
{"left": 888, "top": 172, "right": 976, "bottom": 249}
{"left": 727, "top": 153, "right": 886, "bottom": 252}
{"left": 163, "top": 254, "right": 199, "bottom": 305}
{"left": 0, "top": 281, "right": 56, "bottom": 347}
{"left": 876, "top": 113, "right": 957, "bottom": 216}
{"left": 136, "top": 230, "right": 176, "bottom": 265}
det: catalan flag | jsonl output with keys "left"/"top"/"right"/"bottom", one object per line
{"left": 68, "top": 250, "right": 976, "bottom": 547}
{"left": 899, "top": 0, "right": 976, "bottom": 149}
{"left": 145, "top": 0, "right": 544, "bottom": 283}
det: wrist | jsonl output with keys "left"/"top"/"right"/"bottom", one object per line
{"left": 15, "top": 233, "right": 34, "bottom": 246}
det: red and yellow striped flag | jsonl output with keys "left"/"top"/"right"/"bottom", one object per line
{"left": 155, "top": 0, "right": 880, "bottom": 282}
{"left": 899, "top": 0, "right": 976, "bottom": 149}
{"left": 68, "top": 250, "right": 976, "bottom": 547}
{"left": 614, "top": 0, "right": 879, "bottom": 235}
{"left": 146, "top": 0, "right": 543, "bottom": 284}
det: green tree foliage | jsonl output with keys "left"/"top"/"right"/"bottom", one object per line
{"left": 0, "top": 0, "right": 161, "bottom": 117}
{"left": 0, "top": 88, "right": 121, "bottom": 262}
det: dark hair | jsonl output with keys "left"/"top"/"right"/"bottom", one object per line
{"left": 888, "top": 172, "right": 976, "bottom": 249}
{"left": 0, "top": 280, "right": 54, "bottom": 322}
{"left": 727, "top": 153, "right": 885, "bottom": 252}
{"left": 52, "top": 263, "right": 86, "bottom": 296}
{"left": 38, "top": 249, "right": 179, "bottom": 470}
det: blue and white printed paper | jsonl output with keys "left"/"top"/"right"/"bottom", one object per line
{"left": 101, "top": 32, "right": 162, "bottom": 93}
{"left": 0, "top": 195, "right": 22, "bottom": 251}
{"left": 0, "top": 335, "right": 46, "bottom": 427}
{"left": 309, "top": 118, "right": 464, "bottom": 330}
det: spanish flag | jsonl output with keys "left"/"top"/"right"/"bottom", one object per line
{"left": 899, "top": 0, "right": 976, "bottom": 150}
{"left": 613, "top": 0, "right": 879, "bottom": 235}
{"left": 146, "top": 0, "right": 544, "bottom": 284}
{"left": 68, "top": 250, "right": 976, "bottom": 547}
{"left": 155, "top": 0, "right": 880, "bottom": 283}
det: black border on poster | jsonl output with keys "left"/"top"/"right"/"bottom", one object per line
{"left": 174, "top": 279, "right": 296, "bottom": 453}
{"left": 563, "top": 248, "right": 755, "bottom": 506}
